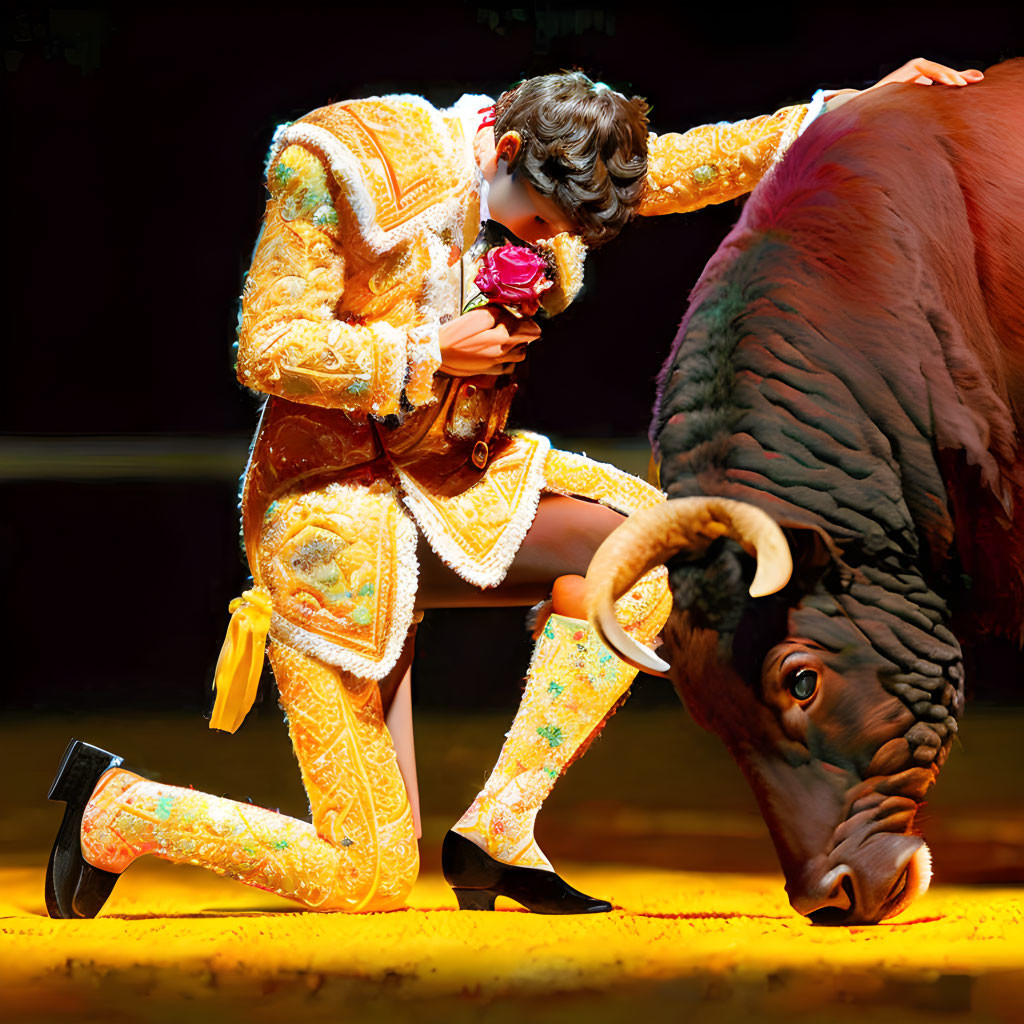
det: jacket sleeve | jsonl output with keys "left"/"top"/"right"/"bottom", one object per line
{"left": 236, "top": 144, "right": 441, "bottom": 416}
{"left": 638, "top": 93, "right": 827, "bottom": 217}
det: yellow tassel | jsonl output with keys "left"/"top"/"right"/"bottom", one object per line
{"left": 209, "top": 587, "right": 273, "bottom": 733}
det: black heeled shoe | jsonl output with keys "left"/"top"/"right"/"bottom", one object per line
{"left": 45, "top": 739, "right": 125, "bottom": 919}
{"left": 441, "top": 830, "right": 612, "bottom": 915}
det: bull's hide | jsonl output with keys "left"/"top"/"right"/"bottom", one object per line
{"left": 638, "top": 59, "right": 1023, "bottom": 924}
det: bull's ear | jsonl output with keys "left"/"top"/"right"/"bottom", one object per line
{"left": 780, "top": 522, "right": 856, "bottom": 590}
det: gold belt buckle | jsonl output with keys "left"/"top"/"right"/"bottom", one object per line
{"left": 471, "top": 440, "right": 489, "bottom": 470}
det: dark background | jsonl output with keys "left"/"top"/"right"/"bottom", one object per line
{"left": 3, "top": 3, "right": 1022, "bottom": 714}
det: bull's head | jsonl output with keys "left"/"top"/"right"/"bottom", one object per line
{"left": 586, "top": 497, "right": 963, "bottom": 925}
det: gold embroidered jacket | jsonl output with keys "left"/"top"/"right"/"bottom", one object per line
{"left": 234, "top": 91, "right": 821, "bottom": 678}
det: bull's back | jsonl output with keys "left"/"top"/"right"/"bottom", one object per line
{"left": 789, "top": 61, "right": 1024, "bottom": 642}
{"left": 770, "top": 58, "right": 1024, "bottom": 433}
{"left": 656, "top": 60, "right": 1024, "bottom": 645}
{"left": 870, "top": 61, "right": 1024, "bottom": 641}
{"left": 910, "top": 59, "right": 1024, "bottom": 426}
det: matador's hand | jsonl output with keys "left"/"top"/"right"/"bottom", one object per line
{"left": 868, "top": 58, "right": 984, "bottom": 89}
{"left": 825, "top": 59, "right": 984, "bottom": 111}
{"left": 439, "top": 306, "right": 541, "bottom": 377}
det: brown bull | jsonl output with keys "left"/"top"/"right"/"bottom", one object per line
{"left": 587, "top": 60, "right": 1024, "bottom": 924}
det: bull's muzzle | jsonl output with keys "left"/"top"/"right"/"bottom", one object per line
{"left": 789, "top": 835, "right": 933, "bottom": 925}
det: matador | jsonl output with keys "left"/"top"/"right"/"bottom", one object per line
{"left": 46, "top": 60, "right": 982, "bottom": 918}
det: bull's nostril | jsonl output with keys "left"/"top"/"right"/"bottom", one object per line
{"left": 806, "top": 875, "right": 857, "bottom": 926}
{"left": 794, "top": 868, "right": 860, "bottom": 925}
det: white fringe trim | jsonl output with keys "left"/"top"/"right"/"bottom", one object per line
{"left": 369, "top": 320, "right": 409, "bottom": 415}
{"left": 238, "top": 397, "right": 269, "bottom": 570}
{"left": 770, "top": 91, "right": 829, "bottom": 170}
{"left": 398, "top": 431, "right": 552, "bottom": 589}
{"left": 268, "top": 499, "right": 420, "bottom": 680}
{"left": 800, "top": 89, "right": 830, "bottom": 136}
{"left": 421, "top": 230, "right": 456, "bottom": 322}
{"left": 407, "top": 319, "right": 441, "bottom": 369}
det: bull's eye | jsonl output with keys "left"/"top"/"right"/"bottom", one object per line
{"left": 788, "top": 668, "right": 819, "bottom": 702}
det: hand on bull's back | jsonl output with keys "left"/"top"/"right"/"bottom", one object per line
{"left": 873, "top": 58, "right": 984, "bottom": 88}
{"left": 826, "top": 59, "right": 984, "bottom": 111}
{"left": 438, "top": 306, "right": 540, "bottom": 377}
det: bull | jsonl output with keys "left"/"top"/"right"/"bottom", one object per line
{"left": 586, "top": 59, "right": 1024, "bottom": 924}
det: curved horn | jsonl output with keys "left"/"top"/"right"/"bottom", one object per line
{"left": 585, "top": 498, "right": 793, "bottom": 673}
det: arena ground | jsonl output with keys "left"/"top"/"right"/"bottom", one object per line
{"left": 1, "top": 710, "right": 1020, "bottom": 1022}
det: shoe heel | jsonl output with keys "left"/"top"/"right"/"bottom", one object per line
{"left": 48, "top": 740, "right": 123, "bottom": 802}
{"left": 442, "top": 830, "right": 610, "bottom": 915}
{"left": 453, "top": 888, "right": 497, "bottom": 911}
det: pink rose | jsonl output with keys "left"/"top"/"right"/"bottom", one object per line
{"left": 474, "top": 244, "right": 553, "bottom": 317}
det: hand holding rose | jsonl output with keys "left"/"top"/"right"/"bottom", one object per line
{"left": 438, "top": 307, "right": 541, "bottom": 377}
{"left": 438, "top": 241, "right": 552, "bottom": 377}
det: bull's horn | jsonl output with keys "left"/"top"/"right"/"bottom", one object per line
{"left": 585, "top": 498, "right": 793, "bottom": 673}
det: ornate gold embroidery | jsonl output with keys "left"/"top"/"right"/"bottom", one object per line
{"left": 536, "top": 233, "right": 587, "bottom": 316}
{"left": 453, "top": 568, "right": 671, "bottom": 868}
{"left": 238, "top": 188, "right": 415, "bottom": 416}
{"left": 542, "top": 447, "right": 665, "bottom": 515}
{"left": 81, "top": 642, "right": 418, "bottom": 912}
{"left": 258, "top": 479, "right": 419, "bottom": 679}
{"left": 299, "top": 98, "right": 471, "bottom": 235}
{"left": 639, "top": 104, "right": 810, "bottom": 217}
{"left": 240, "top": 401, "right": 383, "bottom": 545}
{"left": 396, "top": 431, "right": 551, "bottom": 588}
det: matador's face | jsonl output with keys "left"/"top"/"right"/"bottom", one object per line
{"left": 488, "top": 162, "right": 575, "bottom": 243}
{"left": 481, "top": 131, "right": 575, "bottom": 244}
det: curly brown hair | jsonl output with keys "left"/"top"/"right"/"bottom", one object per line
{"left": 493, "top": 71, "right": 650, "bottom": 247}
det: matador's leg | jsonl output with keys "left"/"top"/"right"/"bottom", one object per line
{"left": 442, "top": 449, "right": 673, "bottom": 873}
{"left": 79, "top": 640, "right": 418, "bottom": 912}
{"left": 450, "top": 567, "right": 671, "bottom": 870}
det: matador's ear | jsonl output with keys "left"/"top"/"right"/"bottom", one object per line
{"left": 495, "top": 130, "right": 522, "bottom": 166}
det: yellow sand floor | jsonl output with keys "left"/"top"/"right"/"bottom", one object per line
{"left": 2, "top": 712, "right": 1022, "bottom": 1021}
{"left": 1, "top": 861, "right": 1021, "bottom": 1024}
